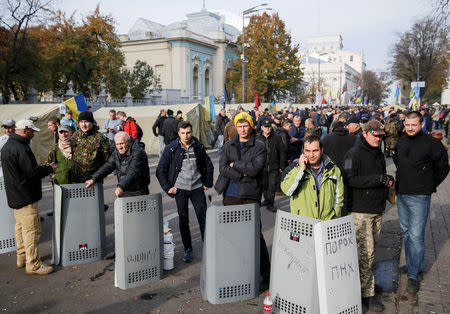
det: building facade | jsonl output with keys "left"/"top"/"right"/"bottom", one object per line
{"left": 119, "top": 7, "right": 239, "bottom": 104}
{"left": 300, "top": 35, "right": 366, "bottom": 104}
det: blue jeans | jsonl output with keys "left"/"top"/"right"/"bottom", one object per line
{"left": 397, "top": 194, "right": 431, "bottom": 280}
{"left": 320, "top": 126, "right": 328, "bottom": 139}
{"left": 218, "top": 134, "right": 224, "bottom": 154}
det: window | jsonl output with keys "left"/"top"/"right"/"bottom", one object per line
{"left": 350, "top": 55, "right": 353, "bottom": 62}
{"left": 205, "top": 68, "right": 210, "bottom": 96}
{"left": 193, "top": 67, "right": 199, "bottom": 96}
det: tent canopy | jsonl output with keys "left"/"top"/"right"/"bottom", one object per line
{"left": 0, "top": 104, "right": 61, "bottom": 164}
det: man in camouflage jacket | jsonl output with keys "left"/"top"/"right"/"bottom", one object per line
{"left": 71, "top": 111, "right": 111, "bottom": 183}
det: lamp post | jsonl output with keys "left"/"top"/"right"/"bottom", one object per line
{"left": 241, "top": 4, "right": 271, "bottom": 104}
{"left": 317, "top": 52, "right": 327, "bottom": 101}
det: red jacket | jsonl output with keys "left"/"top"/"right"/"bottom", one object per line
{"left": 123, "top": 117, "right": 138, "bottom": 139}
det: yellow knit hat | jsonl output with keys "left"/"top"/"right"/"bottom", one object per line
{"left": 234, "top": 112, "right": 254, "bottom": 128}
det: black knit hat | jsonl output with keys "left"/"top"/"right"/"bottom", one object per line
{"left": 78, "top": 111, "right": 94, "bottom": 123}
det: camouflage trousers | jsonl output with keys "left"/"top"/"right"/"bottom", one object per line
{"left": 384, "top": 138, "right": 398, "bottom": 157}
{"left": 352, "top": 212, "right": 382, "bottom": 298}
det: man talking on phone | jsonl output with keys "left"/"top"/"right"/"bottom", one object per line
{"left": 280, "top": 134, "right": 344, "bottom": 220}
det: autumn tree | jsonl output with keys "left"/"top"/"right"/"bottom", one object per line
{"left": 0, "top": 0, "right": 53, "bottom": 103}
{"left": 361, "top": 70, "right": 391, "bottom": 105}
{"left": 41, "top": 6, "right": 124, "bottom": 98}
{"left": 390, "top": 16, "right": 449, "bottom": 103}
{"left": 109, "top": 60, "right": 161, "bottom": 99}
{"left": 226, "top": 12, "right": 302, "bottom": 103}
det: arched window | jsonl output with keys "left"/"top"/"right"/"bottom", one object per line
{"left": 205, "top": 68, "right": 210, "bottom": 96}
{"left": 193, "top": 66, "right": 199, "bottom": 96}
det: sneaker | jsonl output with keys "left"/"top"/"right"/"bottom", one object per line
{"left": 26, "top": 264, "right": 54, "bottom": 275}
{"left": 266, "top": 204, "right": 277, "bottom": 212}
{"left": 261, "top": 200, "right": 270, "bottom": 207}
{"left": 362, "top": 296, "right": 385, "bottom": 312}
{"left": 407, "top": 278, "right": 420, "bottom": 293}
{"left": 183, "top": 248, "right": 193, "bottom": 262}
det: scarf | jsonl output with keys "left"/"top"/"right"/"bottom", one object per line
{"left": 58, "top": 135, "right": 72, "bottom": 160}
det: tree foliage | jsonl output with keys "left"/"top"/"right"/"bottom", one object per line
{"left": 0, "top": 0, "right": 53, "bottom": 103}
{"left": 110, "top": 60, "right": 161, "bottom": 99}
{"left": 390, "top": 16, "right": 449, "bottom": 103}
{"left": 361, "top": 70, "right": 391, "bottom": 105}
{"left": 226, "top": 12, "right": 302, "bottom": 103}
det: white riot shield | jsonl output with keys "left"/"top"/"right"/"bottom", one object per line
{"left": 314, "top": 215, "right": 362, "bottom": 314}
{"left": 114, "top": 193, "right": 163, "bottom": 290}
{"left": 270, "top": 210, "right": 321, "bottom": 314}
{"left": 201, "top": 203, "right": 260, "bottom": 304}
{"left": 0, "top": 176, "right": 16, "bottom": 254}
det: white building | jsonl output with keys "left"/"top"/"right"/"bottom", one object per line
{"left": 441, "top": 67, "right": 450, "bottom": 105}
{"left": 300, "top": 35, "right": 366, "bottom": 104}
{"left": 119, "top": 6, "right": 239, "bottom": 104}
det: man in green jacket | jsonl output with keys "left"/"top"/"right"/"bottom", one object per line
{"left": 280, "top": 135, "right": 344, "bottom": 220}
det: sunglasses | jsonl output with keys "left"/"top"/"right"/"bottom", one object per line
{"left": 59, "top": 130, "right": 69, "bottom": 134}
{"left": 369, "top": 130, "right": 384, "bottom": 138}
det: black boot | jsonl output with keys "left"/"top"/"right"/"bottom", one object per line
{"left": 362, "top": 296, "right": 385, "bottom": 312}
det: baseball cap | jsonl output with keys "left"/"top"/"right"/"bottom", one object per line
{"left": 363, "top": 119, "right": 385, "bottom": 135}
{"left": 2, "top": 118, "right": 16, "bottom": 127}
{"left": 234, "top": 112, "right": 254, "bottom": 128}
{"left": 345, "top": 115, "right": 360, "bottom": 126}
{"left": 261, "top": 119, "right": 273, "bottom": 127}
{"left": 58, "top": 124, "right": 72, "bottom": 132}
{"left": 15, "top": 119, "right": 40, "bottom": 131}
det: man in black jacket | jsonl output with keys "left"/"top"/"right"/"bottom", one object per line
{"left": 152, "top": 109, "right": 167, "bottom": 157}
{"left": 215, "top": 108, "right": 230, "bottom": 154}
{"left": 156, "top": 121, "right": 214, "bottom": 263}
{"left": 344, "top": 119, "right": 393, "bottom": 312}
{"left": 257, "top": 118, "right": 286, "bottom": 212}
{"left": 393, "top": 111, "right": 449, "bottom": 293}
{"left": 1, "top": 120, "right": 56, "bottom": 275}
{"left": 214, "top": 112, "right": 271, "bottom": 291}
{"left": 86, "top": 131, "right": 150, "bottom": 197}
{"left": 161, "top": 109, "right": 179, "bottom": 145}
{"left": 323, "top": 121, "right": 356, "bottom": 171}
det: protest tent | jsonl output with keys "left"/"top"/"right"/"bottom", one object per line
{"left": 0, "top": 104, "right": 61, "bottom": 164}
{"left": 93, "top": 103, "right": 213, "bottom": 155}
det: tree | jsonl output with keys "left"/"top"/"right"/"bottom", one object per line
{"left": 0, "top": 0, "right": 53, "bottom": 103}
{"left": 361, "top": 70, "right": 391, "bottom": 105}
{"left": 40, "top": 6, "right": 124, "bottom": 98}
{"left": 110, "top": 60, "right": 161, "bottom": 99}
{"left": 390, "top": 16, "right": 449, "bottom": 103}
{"left": 226, "top": 12, "right": 302, "bottom": 103}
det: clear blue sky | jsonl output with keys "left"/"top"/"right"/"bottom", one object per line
{"left": 58, "top": 0, "right": 431, "bottom": 72}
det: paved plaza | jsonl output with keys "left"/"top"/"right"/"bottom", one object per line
{"left": 0, "top": 151, "right": 448, "bottom": 313}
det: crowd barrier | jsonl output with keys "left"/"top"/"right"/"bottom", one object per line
{"left": 0, "top": 176, "right": 16, "bottom": 254}
{"left": 270, "top": 211, "right": 321, "bottom": 313}
{"left": 201, "top": 203, "right": 260, "bottom": 304}
{"left": 114, "top": 193, "right": 163, "bottom": 290}
{"left": 270, "top": 211, "right": 361, "bottom": 314}
{"left": 52, "top": 183, "right": 106, "bottom": 267}
{"left": 315, "top": 215, "right": 361, "bottom": 314}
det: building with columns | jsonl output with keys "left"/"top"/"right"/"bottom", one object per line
{"left": 300, "top": 35, "right": 366, "bottom": 104}
{"left": 119, "top": 6, "right": 239, "bottom": 104}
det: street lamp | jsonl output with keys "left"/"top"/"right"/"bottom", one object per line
{"left": 317, "top": 52, "right": 327, "bottom": 99}
{"left": 241, "top": 4, "right": 272, "bottom": 103}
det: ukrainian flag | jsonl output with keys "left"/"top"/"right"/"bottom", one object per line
{"left": 204, "top": 94, "right": 215, "bottom": 121}
{"left": 63, "top": 93, "right": 88, "bottom": 123}
{"left": 271, "top": 100, "right": 277, "bottom": 112}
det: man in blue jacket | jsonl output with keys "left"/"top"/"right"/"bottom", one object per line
{"left": 156, "top": 121, "right": 214, "bottom": 262}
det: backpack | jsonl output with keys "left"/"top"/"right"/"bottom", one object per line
{"left": 136, "top": 122, "right": 143, "bottom": 140}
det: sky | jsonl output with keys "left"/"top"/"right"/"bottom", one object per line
{"left": 57, "top": 0, "right": 433, "bottom": 73}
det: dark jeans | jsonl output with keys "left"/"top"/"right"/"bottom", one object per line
{"left": 223, "top": 195, "right": 271, "bottom": 281}
{"left": 174, "top": 187, "right": 207, "bottom": 251}
{"left": 262, "top": 169, "right": 280, "bottom": 205}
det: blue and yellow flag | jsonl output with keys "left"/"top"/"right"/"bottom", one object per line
{"left": 63, "top": 93, "right": 88, "bottom": 123}
{"left": 271, "top": 100, "right": 277, "bottom": 112}
{"left": 204, "top": 94, "right": 215, "bottom": 121}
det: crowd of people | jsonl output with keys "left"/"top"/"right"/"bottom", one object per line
{"left": 0, "top": 102, "right": 449, "bottom": 312}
